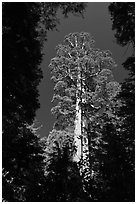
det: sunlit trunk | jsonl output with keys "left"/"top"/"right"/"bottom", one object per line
{"left": 74, "top": 67, "right": 82, "bottom": 162}
{"left": 73, "top": 65, "right": 88, "bottom": 164}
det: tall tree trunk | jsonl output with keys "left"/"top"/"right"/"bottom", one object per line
{"left": 87, "top": 124, "right": 92, "bottom": 173}
{"left": 74, "top": 66, "right": 82, "bottom": 162}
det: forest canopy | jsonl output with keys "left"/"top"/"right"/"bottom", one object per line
{"left": 2, "top": 2, "right": 135, "bottom": 202}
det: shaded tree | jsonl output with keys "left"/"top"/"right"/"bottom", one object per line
{"left": 108, "top": 2, "right": 135, "bottom": 201}
{"left": 109, "top": 2, "right": 135, "bottom": 47}
{"left": 2, "top": 3, "right": 43, "bottom": 201}
{"left": 37, "top": 2, "right": 86, "bottom": 42}
{"left": 2, "top": 2, "right": 86, "bottom": 201}
{"left": 43, "top": 129, "right": 85, "bottom": 201}
{"left": 85, "top": 117, "right": 132, "bottom": 201}
{"left": 84, "top": 3, "right": 135, "bottom": 201}
{"left": 2, "top": 125, "right": 46, "bottom": 201}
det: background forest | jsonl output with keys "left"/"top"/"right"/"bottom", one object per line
{"left": 2, "top": 2, "right": 135, "bottom": 202}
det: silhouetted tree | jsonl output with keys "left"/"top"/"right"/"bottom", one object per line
{"left": 2, "top": 126, "right": 46, "bottom": 201}
{"left": 2, "top": 3, "right": 43, "bottom": 201}
{"left": 88, "top": 117, "right": 132, "bottom": 201}
{"left": 84, "top": 3, "right": 135, "bottom": 200}
{"left": 43, "top": 129, "right": 85, "bottom": 201}
{"left": 109, "top": 2, "right": 135, "bottom": 47}
{"left": 2, "top": 2, "right": 86, "bottom": 201}
{"left": 37, "top": 2, "right": 86, "bottom": 42}
{"left": 108, "top": 2, "right": 135, "bottom": 201}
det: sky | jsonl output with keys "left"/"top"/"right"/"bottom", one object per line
{"left": 36, "top": 2, "right": 132, "bottom": 138}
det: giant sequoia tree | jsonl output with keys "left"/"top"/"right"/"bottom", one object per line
{"left": 2, "top": 3, "right": 86, "bottom": 201}
{"left": 49, "top": 32, "right": 120, "bottom": 162}
{"left": 48, "top": 32, "right": 121, "bottom": 200}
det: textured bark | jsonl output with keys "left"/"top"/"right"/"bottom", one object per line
{"left": 74, "top": 65, "right": 82, "bottom": 162}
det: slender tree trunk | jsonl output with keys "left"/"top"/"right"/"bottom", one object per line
{"left": 73, "top": 64, "right": 88, "bottom": 165}
{"left": 87, "top": 124, "right": 92, "bottom": 173}
{"left": 74, "top": 66, "right": 82, "bottom": 162}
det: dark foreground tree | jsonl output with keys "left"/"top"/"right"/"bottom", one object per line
{"left": 2, "top": 3, "right": 43, "bottom": 201}
{"left": 108, "top": 2, "right": 135, "bottom": 201}
{"left": 2, "top": 2, "right": 86, "bottom": 201}
{"left": 109, "top": 2, "right": 135, "bottom": 47}
{"left": 83, "top": 3, "right": 135, "bottom": 201}
{"left": 43, "top": 129, "right": 86, "bottom": 201}
{"left": 2, "top": 126, "right": 46, "bottom": 201}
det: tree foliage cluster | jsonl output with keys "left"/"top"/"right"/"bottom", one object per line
{"left": 2, "top": 2, "right": 135, "bottom": 202}
{"left": 46, "top": 2, "right": 135, "bottom": 200}
{"left": 48, "top": 32, "right": 123, "bottom": 201}
{"left": 109, "top": 2, "right": 135, "bottom": 47}
{"left": 2, "top": 2, "right": 86, "bottom": 201}
{"left": 43, "top": 129, "right": 85, "bottom": 201}
{"left": 108, "top": 2, "right": 135, "bottom": 201}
